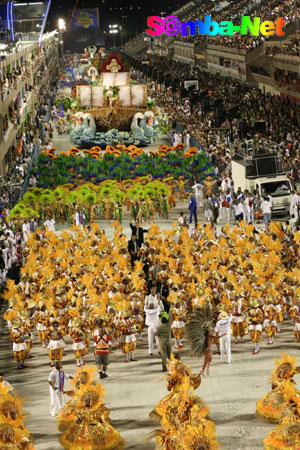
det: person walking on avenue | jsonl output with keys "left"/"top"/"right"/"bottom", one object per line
{"left": 48, "top": 362, "right": 72, "bottom": 417}
{"left": 93, "top": 319, "right": 112, "bottom": 379}
{"left": 188, "top": 194, "right": 197, "bottom": 225}
{"left": 145, "top": 286, "right": 160, "bottom": 309}
{"left": 127, "top": 234, "right": 140, "bottom": 268}
{"left": 144, "top": 302, "right": 161, "bottom": 356}
{"left": 211, "top": 193, "right": 220, "bottom": 224}
{"left": 155, "top": 311, "right": 172, "bottom": 372}
{"left": 215, "top": 311, "right": 232, "bottom": 364}
{"left": 261, "top": 196, "right": 272, "bottom": 229}
{"left": 130, "top": 220, "right": 148, "bottom": 247}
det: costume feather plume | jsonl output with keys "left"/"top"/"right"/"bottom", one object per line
{"left": 185, "top": 305, "right": 212, "bottom": 357}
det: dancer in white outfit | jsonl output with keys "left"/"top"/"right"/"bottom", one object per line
{"left": 144, "top": 303, "right": 161, "bottom": 355}
{"left": 48, "top": 362, "right": 72, "bottom": 417}
{"left": 215, "top": 311, "right": 232, "bottom": 364}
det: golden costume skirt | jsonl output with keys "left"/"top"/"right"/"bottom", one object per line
{"left": 263, "top": 416, "right": 300, "bottom": 450}
{"left": 60, "top": 422, "right": 124, "bottom": 450}
{"left": 256, "top": 389, "right": 287, "bottom": 423}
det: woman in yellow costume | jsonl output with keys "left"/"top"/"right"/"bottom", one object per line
{"left": 57, "top": 365, "right": 110, "bottom": 433}
{"left": 0, "top": 383, "right": 35, "bottom": 449}
{"left": 256, "top": 353, "right": 300, "bottom": 423}
{"left": 47, "top": 319, "right": 66, "bottom": 367}
{"left": 69, "top": 316, "right": 87, "bottom": 367}
{"left": 231, "top": 294, "right": 247, "bottom": 344}
{"left": 9, "top": 317, "right": 28, "bottom": 370}
{"left": 59, "top": 382, "right": 124, "bottom": 450}
{"left": 248, "top": 298, "right": 263, "bottom": 355}
{"left": 263, "top": 382, "right": 300, "bottom": 450}
{"left": 150, "top": 356, "right": 209, "bottom": 423}
{"left": 0, "top": 419, "right": 36, "bottom": 450}
{"left": 171, "top": 302, "right": 185, "bottom": 349}
{"left": 263, "top": 296, "right": 277, "bottom": 346}
{"left": 155, "top": 375, "right": 218, "bottom": 450}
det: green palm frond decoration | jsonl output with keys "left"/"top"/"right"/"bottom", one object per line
{"left": 10, "top": 206, "right": 24, "bottom": 217}
{"left": 66, "top": 191, "right": 80, "bottom": 205}
{"left": 28, "top": 187, "right": 42, "bottom": 196}
{"left": 112, "top": 189, "right": 124, "bottom": 203}
{"left": 39, "top": 194, "right": 53, "bottom": 205}
{"left": 53, "top": 188, "right": 66, "bottom": 201}
{"left": 144, "top": 186, "right": 156, "bottom": 198}
{"left": 42, "top": 189, "right": 52, "bottom": 196}
{"left": 22, "top": 192, "right": 37, "bottom": 205}
{"left": 99, "top": 187, "right": 112, "bottom": 198}
{"left": 24, "top": 207, "right": 39, "bottom": 218}
{"left": 85, "top": 192, "right": 97, "bottom": 205}
{"left": 16, "top": 202, "right": 26, "bottom": 210}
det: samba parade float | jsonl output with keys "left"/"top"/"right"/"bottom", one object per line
{"left": 56, "top": 51, "right": 158, "bottom": 148}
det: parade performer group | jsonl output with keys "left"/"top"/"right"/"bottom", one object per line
{"left": 4, "top": 219, "right": 300, "bottom": 372}
{"left": 3, "top": 217, "right": 300, "bottom": 448}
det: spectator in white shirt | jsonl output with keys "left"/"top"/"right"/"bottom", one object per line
{"left": 290, "top": 191, "right": 300, "bottom": 218}
{"left": 233, "top": 199, "right": 244, "bottom": 222}
{"left": 192, "top": 182, "right": 204, "bottom": 207}
{"left": 44, "top": 218, "right": 56, "bottom": 232}
{"left": 261, "top": 197, "right": 272, "bottom": 227}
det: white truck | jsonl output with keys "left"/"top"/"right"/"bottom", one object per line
{"left": 232, "top": 154, "right": 292, "bottom": 216}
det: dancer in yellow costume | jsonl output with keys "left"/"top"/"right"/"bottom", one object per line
{"left": 248, "top": 299, "right": 263, "bottom": 355}
{"left": 263, "top": 382, "right": 300, "bottom": 450}
{"left": 155, "top": 374, "right": 219, "bottom": 450}
{"left": 58, "top": 365, "right": 110, "bottom": 433}
{"left": 0, "top": 382, "right": 36, "bottom": 449}
{"left": 150, "top": 356, "right": 209, "bottom": 423}
{"left": 257, "top": 353, "right": 300, "bottom": 423}
{"left": 59, "top": 383, "right": 124, "bottom": 450}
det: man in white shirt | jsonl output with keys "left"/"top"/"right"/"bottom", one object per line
{"left": 145, "top": 287, "right": 160, "bottom": 309}
{"left": 22, "top": 220, "right": 30, "bottom": 242}
{"left": 221, "top": 178, "right": 230, "bottom": 192}
{"left": 44, "top": 218, "right": 56, "bottom": 232}
{"left": 48, "top": 362, "right": 72, "bottom": 417}
{"left": 74, "top": 210, "right": 86, "bottom": 227}
{"left": 215, "top": 311, "right": 232, "bottom": 364}
{"left": 144, "top": 302, "right": 161, "bottom": 355}
{"left": 261, "top": 196, "right": 272, "bottom": 228}
{"left": 234, "top": 199, "right": 244, "bottom": 222}
{"left": 290, "top": 191, "right": 300, "bottom": 219}
{"left": 192, "top": 182, "right": 204, "bottom": 207}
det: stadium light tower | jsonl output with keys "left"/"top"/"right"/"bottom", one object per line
{"left": 58, "top": 18, "right": 66, "bottom": 67}
{"left": 58, "top": 18, "right": 66, "bottom": 31}
{"left": 109, "top": 24, "right": 118, "bottom": 49}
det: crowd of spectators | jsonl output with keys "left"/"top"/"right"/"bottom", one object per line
{"left": 131, "top": 54, "right": 300, "bottom": 183}
{"left": 267, "top": 38, "right": 300, "bottom": 57}
{"left": 274, "top": 68, "right": 300, "bottom": 91}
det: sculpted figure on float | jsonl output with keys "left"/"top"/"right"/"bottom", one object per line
{"left": 131, "top": 113, "right": 145, "bottom": 139}
{"left": 107, "top": 58, "right": 121, "bottom": 73}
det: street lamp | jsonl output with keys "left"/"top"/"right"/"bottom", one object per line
{"left": 109, "top": 24, "right": 118, "bottom": 49}
{"left": 57, "top": 18, "right": 66, "bottom": 67}
{"left": 58, "top": 18, "right": 66, "bottom": 31}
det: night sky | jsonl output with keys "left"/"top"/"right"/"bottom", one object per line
{"left": 46, "top": 0, "right": 188, "bottom": 39}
